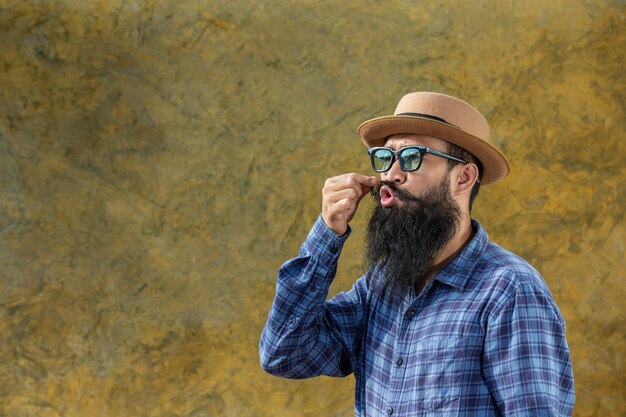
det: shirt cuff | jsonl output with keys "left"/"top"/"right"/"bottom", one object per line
{"left": 300, "top": 214, "right": 351, "bottom": 264}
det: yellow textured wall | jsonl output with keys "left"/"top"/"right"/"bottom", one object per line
{"left": 0, "top": 1, "right": 624, "bottom": 416}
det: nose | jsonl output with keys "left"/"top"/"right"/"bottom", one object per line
{"left": 382, "top": 157, "right": 406, "bottom": 184}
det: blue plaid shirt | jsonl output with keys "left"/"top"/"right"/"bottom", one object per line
{"left": 260, "top": 216, "right": 575, "bottom": 416}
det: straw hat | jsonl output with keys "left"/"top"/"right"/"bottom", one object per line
{"left": 357, "top": 92, "right": 510, "bottom": 185}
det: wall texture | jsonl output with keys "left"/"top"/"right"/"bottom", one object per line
{"left": 0, "top": 1, "right": 624, "bottom": 416}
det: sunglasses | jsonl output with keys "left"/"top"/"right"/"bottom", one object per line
{"left": 368, "top": 146, "right": 467, "bottom": 173}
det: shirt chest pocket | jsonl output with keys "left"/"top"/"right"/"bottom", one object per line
{"left": 411, "top": 335, "right": 464, "bottom": 412}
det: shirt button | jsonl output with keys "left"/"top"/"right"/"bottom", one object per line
{"left": 395, "top": 358, "right": 403, "bottom": 366}
{"left": 329, "top": 246, "right": 338, "bottom": 254}
{"left": 386, "top": 406, "right": 394, "bottom": 415}
{"left": 405, "top": 309, "right": 415, "bottom": 319}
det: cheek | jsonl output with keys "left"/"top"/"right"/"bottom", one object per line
{"left": 406, "top": 171, "right": 447, "bottom": 195}
{"left": 402, "top": 180, "right": 425, "bottom": 197}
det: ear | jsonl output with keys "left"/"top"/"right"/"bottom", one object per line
{"left": 451, "top": 163, "right": 479, "bottom": 197}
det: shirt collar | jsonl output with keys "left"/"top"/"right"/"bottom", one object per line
{"left": 433, "top": 219, "right": 488, "bottom": 291}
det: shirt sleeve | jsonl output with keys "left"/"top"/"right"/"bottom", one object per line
{"left": 259, "top": 214, "right": 368, "bottom": 379}
{"left": 482, "top": 278, "right": 575, "bottom": 416}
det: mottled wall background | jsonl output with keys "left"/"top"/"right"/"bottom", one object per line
{"left": 0, "top": 0, "right": 624, "bottom": 416}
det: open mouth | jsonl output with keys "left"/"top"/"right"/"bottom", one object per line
{"left": 379, "top": 185, "right": 397, "bottom": 207}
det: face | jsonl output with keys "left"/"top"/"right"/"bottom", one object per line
{"left": 364, "top": 134, "right": 464, "bottom": 300}
{"left": 377, "top": 134, "right": 453, "bottom": 206}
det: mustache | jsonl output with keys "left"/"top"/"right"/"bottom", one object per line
{"left": 370, "top": 181, "right": 419, "bottom": 203}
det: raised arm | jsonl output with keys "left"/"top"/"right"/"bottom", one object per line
{"left": 259, "top": 173, "right": 377, "bottom": 378}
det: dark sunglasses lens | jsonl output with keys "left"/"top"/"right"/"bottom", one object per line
{"left": 371, "top": 149, "right": 393, "bottom": 172}
{"left": 399, "top": 148, "right": 422, "bottom": 171}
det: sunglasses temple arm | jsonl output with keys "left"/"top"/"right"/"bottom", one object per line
{"left": 426, "top": 148, "right": 467, "bottom": 164}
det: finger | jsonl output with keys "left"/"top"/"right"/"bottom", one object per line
{"left": 341, "top": 173, "right": 378, "bottom": 188}
{"left": 357, "top": 185, "right": 373, "bottom": 204}
{"left": 333, "top": 197, "right": 356, "bottom": 216}
{"left": 325, "top": 174, "right": 377, "bottom": 195}
{"left": 326, "top": 173, "right": 377, "bottom": 187}
{"left": 325, "top": 187, "right": 361, "bottom": 204}
{"left": 359, "top": 178, "right": 378, "bottom": 195}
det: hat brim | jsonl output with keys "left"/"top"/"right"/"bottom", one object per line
{"left": 358, "top": 115, "right": 510, "bottom": 185}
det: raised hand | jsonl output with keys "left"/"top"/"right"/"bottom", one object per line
{"left": 321, "top": 173, "right": 378, "bottom": 235}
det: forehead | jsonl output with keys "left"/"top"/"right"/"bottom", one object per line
{"left": 384, "top": 134, "right": 448, "bottom": 151}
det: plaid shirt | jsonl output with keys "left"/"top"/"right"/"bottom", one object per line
{"left": 260, "top": 216, "right": 575, "bottom": 416}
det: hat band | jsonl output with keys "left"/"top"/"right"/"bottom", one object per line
{"left": 397, "top": 112, "right": 456, "bottom": 127}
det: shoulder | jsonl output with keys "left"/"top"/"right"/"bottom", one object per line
{"left": 473, "top": 240, "right": 561, "bottom": 320}
{"left": 482, "top": 242, "right": 546, "bottom": 287}
{"left": 469, "top": 220, "right": 549, "bottom": 294}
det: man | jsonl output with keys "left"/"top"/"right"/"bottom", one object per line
{"left": 259, "top": 92, "right": 575, "bottom": 416}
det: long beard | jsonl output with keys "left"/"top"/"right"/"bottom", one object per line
{"left": 364, "top": 177, "right": 462, "bottom": 300}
